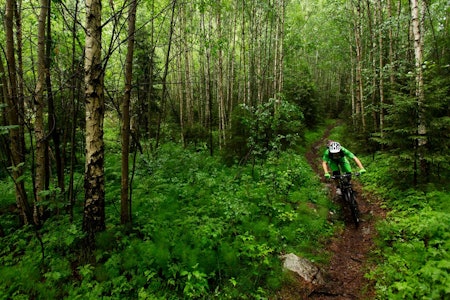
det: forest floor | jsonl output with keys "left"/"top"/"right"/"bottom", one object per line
{"left": 276, "top": 124, "right": 387, "bottom": 299}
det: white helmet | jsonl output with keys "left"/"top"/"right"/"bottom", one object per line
{"left": 328, "top": 142, "right": 341, "bottom": 153}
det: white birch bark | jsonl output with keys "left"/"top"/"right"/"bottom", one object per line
{"left": 83, "top": 0, "right": 106, "bottom": 244}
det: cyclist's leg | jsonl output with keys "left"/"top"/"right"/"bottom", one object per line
{"left": 329, "top": 162, "right": 341, "bottom": 195}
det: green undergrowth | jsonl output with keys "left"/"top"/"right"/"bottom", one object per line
{"left": 361, "top": 154, "right": 450, "bottom": 299}
{"left": 0, "top": 140, "right": 336, "bottom": 299}
{"left": 322, "top": 121, "right": 450, "bottom": 299}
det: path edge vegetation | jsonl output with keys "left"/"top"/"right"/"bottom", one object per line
{"left": 0, "top": 120, "right": 340, "bottom": 299}
{"left": 330, "top": 122, "right": 450, "bottom": 300}
{"left": 362, "top": 160, "right": 450, "bottom": 299}
{"left": 1, "top": 118, "right": 450, "bottom": 299}
{"left": 1, "top": 0, "right": 450, "bottom": 297}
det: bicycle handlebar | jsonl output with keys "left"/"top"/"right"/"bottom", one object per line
{"left": 330, "top": 172, "right": 360, "bottom": 180}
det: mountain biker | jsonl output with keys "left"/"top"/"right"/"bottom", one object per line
{"left": 322, "top": 140, "right": 366, "bottom": 195}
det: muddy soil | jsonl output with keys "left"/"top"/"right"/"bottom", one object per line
{"left": 276, "top": 124, "right": 386, "bottom": 299}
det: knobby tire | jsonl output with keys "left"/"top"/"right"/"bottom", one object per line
{"left": 349, "top": 190, "right": 360, "bottom": 227}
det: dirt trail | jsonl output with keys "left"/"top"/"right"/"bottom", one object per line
{"left": 277, "top": 124, "right": 386, "bottom": 299}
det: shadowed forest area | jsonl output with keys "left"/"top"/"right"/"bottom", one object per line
{"left": 1, "top": 0, "right": 449, "bottom": 298}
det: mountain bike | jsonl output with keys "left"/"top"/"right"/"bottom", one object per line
{"left": 331, "top": 173, "right": 360, "bottom": 227}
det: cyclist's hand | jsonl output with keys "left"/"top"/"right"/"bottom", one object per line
{"left": 359, "top": 168, "right": 367, "bottom": 174}
{"left": 324, "top": 173, "right": 331, "bottom": 179}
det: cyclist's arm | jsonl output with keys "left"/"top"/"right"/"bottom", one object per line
{"left": 322, "top": 160, "right": 330, "bottom": 174}
{"left": 322, "top": 150, "right": 331, "bottom": 174}
{"left": 353, "top": 156, "right": 364, "bottom": 170}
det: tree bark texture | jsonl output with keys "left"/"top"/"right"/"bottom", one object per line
{"left": 34, "top": 0, "right": 49, "bottom": 224}
{"left": 4, "top": 0, "right": 32, "bottom": 225}
{"left": 14, "top": 0, "right": 26, "bottom": 161}
{"left": 68, "top": 0, "right": 81, "bottom": 222}
{"left": 83, "top": 0, "right": 106, "bottom": 247}
{"left": 378, "top": 0, "right": 385, "bottom": 139}
{"left": 354, "top": 0, "right": 366, "bottom": 132}
{"left": 410, "top": 0, "right": 426, "bottom": 143}
{"left": 410, "top": 0, "right": 428, "bottom": 181}
{"left": 121, "top": 0, "right": 137, "bottom": 225}
{"left": 216, "top": 7, "right": 227, "bottom": 148}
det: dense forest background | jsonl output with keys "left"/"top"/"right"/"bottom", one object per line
{"left": 1, "top": 0, "right": 449, "bottom": 298}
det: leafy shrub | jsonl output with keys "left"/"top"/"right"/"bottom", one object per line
{"left": 130, "top": 144, "right": 333, "bottom": 297}
{"left": 370, "top": 210, "right": 450, "bottom": 298}
{"left": 367, "top": 190, "right": 450, "bottom": 299}
{"left": 320, "top": 122, "right": 450, "bottom": 299}
{"left": 0, "top": 138, "right": 335, "bottom": 299}
{"left": 222, "top": 98, "right": 304, "bottom": 165}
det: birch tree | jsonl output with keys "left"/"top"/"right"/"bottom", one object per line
{"left": 216, "top": 1, "right": 227, "bottom": 148}
{"left": 34, "top": 0, "right": 49, "bottom": 224}
{"left": 273, "top": 0, "right": 285, "bottom": 98}
{"left": 410, "top": 0, "right": 427, "bottom": 179}
{"left": 83, "top": 0, "right": 106, "bottom": 249}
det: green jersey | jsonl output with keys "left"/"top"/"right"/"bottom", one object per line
{"left": 322, "top": 146, "right": 355, "bottom": 173}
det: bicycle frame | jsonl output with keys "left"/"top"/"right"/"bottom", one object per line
{"left": 331, "top": 172, "right": 360, "bottom": 191}
{"left": 331, "top": 173, "right": 360, "bottom": 227}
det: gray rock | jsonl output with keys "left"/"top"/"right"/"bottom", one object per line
{"left": 281, "top": 253, "right": 325, "bottom": 285}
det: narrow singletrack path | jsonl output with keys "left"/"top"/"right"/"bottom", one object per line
{"left": 306, "top": 124, "right": 386, "bottom": 300}
{"left": 277, "top": 123, "right": 386, "bottom": 299}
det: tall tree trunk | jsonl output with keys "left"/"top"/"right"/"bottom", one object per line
{"left": 5, "top": 0, "right": 32, "bottom": 225}
{"left": 410, "top": 0, "right": 427, "bottom": 180}
{"left": 216, "top": 5, "right": 226, "bottom": 148}
{"left": 177, "top": 5, "right": 185, "bottom": 145}
{"left": 240, "top": 0, "right": 249, "bottom": 105}
{"left": 367, "top": 0, "right": 378, "bottom": 131}
{"left": 177, "top": 45, "right": 185, "bottom": 145}
{"left": 34, "top": 0, "right": 49, "bottom": 224}
{"left": 354, "top": 0, "right": 366, "bottom": 132}
{"left": 273, "top": 0, "right": 285, "bottom": 99}
{"left": 201, "top": 10, "right": 214, "bottom": 155}
{"left": 0, "top": 56, "right": 8, "bottom": 168}
{"left": 278, "top": 0, "right": 285, "bottom": 96}
{"left": 143, "top": 0, "right": 155, "bottom": 141}
{"left": 0, "top": 56, "right": 7, "bottom": 120}
{"left": 83, "top": 0, "right": 105, "bottom": 250}
{"left": 46, "top": 1, "right": 64, "bottom": 201}
{"left": 378, "top": 0, "right": 385, "bottom": 140}
{"left": 121, "top": 0, "right": 137, "bottom": 225}
{"left": 155, "top": 0, "right": 176, "bottom": 149}
{"left": 68, "top": 0, "right": 80, "bottom": 222}
{"left": 183, "top": 3, "right": 194, "bottom": 128}
{"left": 226, "top": 7, "right": 237, "bottom": 133}
{"left": 387, "top": 0, "right": 395, "bottom": 86}
{"left": 14, "top": 0, "right": 26, "bottom": 161}
{"left": 350, "top": 44, "right": 356, "bottom": 127}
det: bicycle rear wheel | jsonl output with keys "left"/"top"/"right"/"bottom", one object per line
{"left": 348, "top": 190, "right": 360, "bottom": 227}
